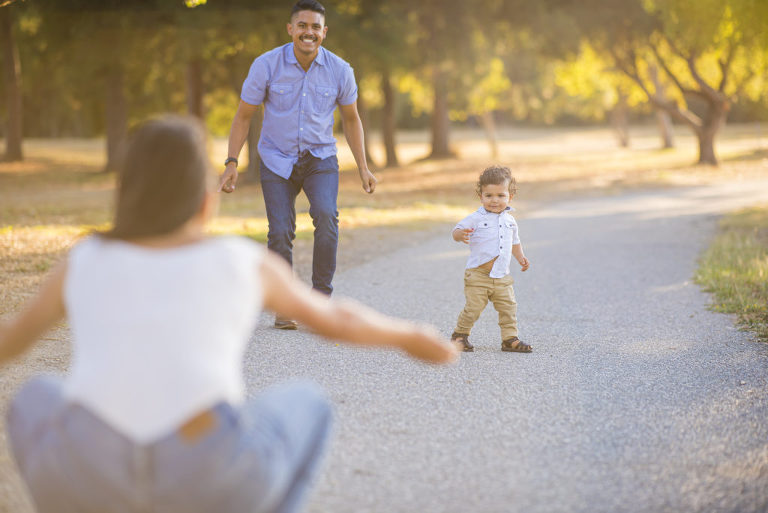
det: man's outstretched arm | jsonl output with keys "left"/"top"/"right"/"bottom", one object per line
{"left": 219, "top": 100, "right": 260, "bottom": 193}
{"left": 339, "top": 102, "right": 377, "bottom": 194}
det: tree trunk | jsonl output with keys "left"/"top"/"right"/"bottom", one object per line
{"left": 1, "top": 6, "right": 23, "bottom": 161}
{"left": 186, "top": 57, "right": 204, "bottom": 119}
{"left": 649, "top": 64, "right": 674, "bottom": 149}
{"left": 429, "top": 67, "right": 453, "bottom": 159}
{"left": 656, "top": 110, "right": 675, "bottom": 149}
{"left": 104, "top": 65, "right": 127, "bottom": 172}
{"left": 356, "top": 84, "right": 377, "bottom": 170}
{"left": 480, "top": 111, "right": 498, "bottom": 159}
{"left": 697, "top": 129, "right": 717, "bottom": 165}
{"left": 381, "top": 69, "right": 399, "bottom": 168}
{"left": 245, "top": 105, "right": 263, "bottom": 183}
{"left": 610, "top": 88, "right": 630, "bottom": 148}
{"left": 696, "top": 104, "right": 727, "bottom": 165}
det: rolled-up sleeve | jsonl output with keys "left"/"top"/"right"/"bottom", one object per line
{"left": 454, "top": 213, "right": 477, "bottom": 232}
{"left": 337, "top": 64, "right": 358, "bottom": 106}
{"left": 511, "top": 222, "right": 520, "bottom": 245}
{"left": 241, "top": 56, "right": 270, "bottom": 106}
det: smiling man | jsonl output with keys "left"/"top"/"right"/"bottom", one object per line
{"left": 219, "top": 0, "right": 376, "bottom": 329}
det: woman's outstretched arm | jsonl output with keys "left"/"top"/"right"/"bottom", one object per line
{"left": 260, "top": 251, "right": 457, "bottom": 365}
{"left": 0, "top": 261, "right": 67, "bottom": 364}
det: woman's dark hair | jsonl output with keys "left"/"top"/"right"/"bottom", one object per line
{"left": 291, "top": 0, "right": 325, "bottom": 19}
{"left": 102, "top": 115, "right": 211, "bottom": 240}
{"left": 476, "top": 165, "right": 517, "bottom": 196}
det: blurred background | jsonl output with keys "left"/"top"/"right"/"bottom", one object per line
{"left": 1, "top": 0, "right": 767, "bottom": 172}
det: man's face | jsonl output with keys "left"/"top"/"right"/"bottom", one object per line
{"left": 287, "top": 10, "right": 327, "bottom": 57}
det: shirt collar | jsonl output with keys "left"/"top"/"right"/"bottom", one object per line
{"left": 286, "top": 44, "right": 326, "bottom": 67}
{"left": 477, "top": 206, "right": 515, "bottom": 215}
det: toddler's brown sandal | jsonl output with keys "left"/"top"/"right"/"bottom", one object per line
{"left": 501, "top": 337, "right": 532, "bottom": 353}
{"left": 451, "top": 332, "right": 474, "bottom": 352}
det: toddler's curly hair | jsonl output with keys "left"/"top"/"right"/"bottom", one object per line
{"left": 476, "top": 165, "right": 517, "bottom": 196}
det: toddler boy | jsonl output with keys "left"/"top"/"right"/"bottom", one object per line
{"left": 450, "top": 165, "right": 532, "bottom": 353}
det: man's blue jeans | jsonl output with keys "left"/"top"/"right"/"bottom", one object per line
{"left": 260, "top": 153, "right": 339, "bottom": 295}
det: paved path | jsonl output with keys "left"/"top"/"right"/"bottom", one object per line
{"left": 244, "top": 182, "right": 768, "bottom": 513}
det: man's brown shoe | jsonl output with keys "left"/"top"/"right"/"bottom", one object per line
{"left": 274, "top": 317, "right": 298, "bottom": 330}
{"left": 451, "top": 332, "right": 474, "bottom": 352}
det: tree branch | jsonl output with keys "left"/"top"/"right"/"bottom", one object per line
{"left": 649, "top": 42, "right": 705, "bottom": 99}
{"left": 610, "top": 47, "right": 702, "bottom": 131}
{"left": 718, "top": 38, "right": 737, "bottom": 93}
{"left": 730, "top": 67, "right": 756, "bottom": 102}
{"left": 662, "top": 34, "right": 691, "bottom": 61}
{"left": 686, "top": 55, "right": 723, "bottom": 102}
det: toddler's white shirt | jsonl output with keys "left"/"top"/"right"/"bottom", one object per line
{"left": 63, "top": 236, "right": 263, "bottom": 444}
{"left": 455, "top": 206, "right": 520, "bottom": 278}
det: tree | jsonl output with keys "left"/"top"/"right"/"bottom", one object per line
{"left": 327, "top": 0, "right": 415, "bottom": 168}
{"left": 1, "top": 3, "right": 23, "bottom": 161}
{"left": 406, "top": 0, "right": 479, "bottom": 159}
{"left": 554, "top": 42, "right": 649, "bottom": 148}
{"left": 579, "top": 0, "right": 767, "bottom": 165}
{"left": 453, "top": 57, "right": 512, "bottom": 158}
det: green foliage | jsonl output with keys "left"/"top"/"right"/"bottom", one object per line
{"left": 205, "top": 88, "right": 238, "bottom": 136}
{"left": 695, "top": 206, "right": 768, "bottom": 341}
{"left": 554, "top": 43, "right": 647, "bottom": 120}
{"left": 643, "top": 0, "right": 768, "bottom": 102}
{"left": 4, "top": 0, "right": 768, "bottom": 144}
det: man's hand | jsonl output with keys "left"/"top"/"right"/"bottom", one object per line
{"left": 519, "top": 257, "right": 530, "bottom": 272}
{"left": 218, "top": 165, "right": 238, "bottom": 194}
{"left": 453, "top": 228, "right": 474, "bottom": 244}
{"left": 359, "top": 168, "right": 377, "bottom": 194}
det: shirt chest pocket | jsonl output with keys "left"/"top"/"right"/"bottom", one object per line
{"left": 268, "top": 83, "right": 294, "bottom": 112}
{"left": 502, "top": 221, "right": 517, "bottom": 243}
{"left": 472, "top": 222, "right": 495, "bottom": 242}
{"left": 314, "top": 85, "right": 336, "bottom": 113}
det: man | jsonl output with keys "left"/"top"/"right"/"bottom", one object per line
{"left": 219, "top": 0, "right": 376, "bottom": 330}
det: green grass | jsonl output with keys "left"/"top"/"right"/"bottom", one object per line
{"left": 695, "top": 205, "right": 768, "bottom": 341}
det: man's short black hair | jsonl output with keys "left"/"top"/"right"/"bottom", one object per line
{"left": 291, "top": 0, "right": 325, "bottom": 19}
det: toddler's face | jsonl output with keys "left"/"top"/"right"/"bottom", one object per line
{"left": 480, "top": 182, "right": 511, "bottom": 213}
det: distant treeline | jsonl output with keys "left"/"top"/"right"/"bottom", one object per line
{"left": 1, "top": 0, "right": 766, "bottom": 166}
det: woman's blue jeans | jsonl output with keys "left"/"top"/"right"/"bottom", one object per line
{"left": 7, "top": 376, "right": 333, "bottom": 513}
{"left": 260, "top": 153, "right": 339, "bottom": 295}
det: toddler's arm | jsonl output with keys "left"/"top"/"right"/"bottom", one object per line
{"left": 452, "top": 228, "right": 473, "bottom": 244}
{"left": 260, "top": 251, "right": 458, "bottom": 364}
{"left": 512, "top": 243, "right": 530, "bottom": 272}
{"left": 0, "top": 261, "right": 67, "bottom": 364}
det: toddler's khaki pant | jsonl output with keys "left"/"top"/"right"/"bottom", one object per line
{"left": 454, "top": 267, "right": 518, "bottom": 340}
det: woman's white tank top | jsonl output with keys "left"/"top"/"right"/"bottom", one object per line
{"left": 63, "top": 235, "right": 263, "bottom": 444}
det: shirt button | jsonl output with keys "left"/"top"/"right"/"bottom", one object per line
{"left": 300, "top": 127, "right": 304, "bottom": 131}
{"left": 303, "top": 93, "right": 306, "bottom": 96}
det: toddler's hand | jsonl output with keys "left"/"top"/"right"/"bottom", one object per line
{"left": 459, "top": 228, "right": 473, "bottom": 244}
{"left": 519, "top": 257, "right": 530, "bottom": 272}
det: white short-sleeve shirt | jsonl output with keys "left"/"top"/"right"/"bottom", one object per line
{"left": 455, "top": 206, "right": 521, "bottom": 278}
{"left": 63, "top": 236, "right": 263, "bottom": 444}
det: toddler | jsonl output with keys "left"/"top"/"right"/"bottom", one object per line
{"left": 450, "top": 165, "right": 532, "bottom": 353}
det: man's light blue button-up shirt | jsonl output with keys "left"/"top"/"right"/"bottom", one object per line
{"left": 455, "top": 206, "right": 521, "bottom": 278}
{"left": 240, "top": 43, "right": 358, "bottom": 179}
